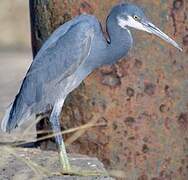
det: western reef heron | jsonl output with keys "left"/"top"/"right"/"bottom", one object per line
{"left": 1, "top": 2, "right": 182, "bottom": 174}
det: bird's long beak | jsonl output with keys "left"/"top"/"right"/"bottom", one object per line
{"left": 142, "top": 21, "right": 182, "bottom": 51}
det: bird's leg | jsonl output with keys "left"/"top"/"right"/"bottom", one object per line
{"left": 50, "top": 102, "right": 107, "bottom": 176}
{"left": 49, "top": 100, "right": 71, "bottom": 173}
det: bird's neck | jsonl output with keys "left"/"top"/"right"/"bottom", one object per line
{"left": 106, "top": 15, "right": 133, "bottom": 63}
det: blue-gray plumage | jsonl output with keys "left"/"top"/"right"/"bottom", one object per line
{"left": 1, "top": 3, "right": 182, "bottom": 173}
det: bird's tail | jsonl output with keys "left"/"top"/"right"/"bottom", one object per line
{"left": 1, "top": 103, "right": 13, "bottom": 132}
{"left": 1, "top": 95, "right": 31, "bottom": 132}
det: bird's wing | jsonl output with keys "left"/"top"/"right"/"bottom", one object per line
{"left": 28, "top": 15, "right": 96, "bottom": 79}
{"left": 1, "top": 15, "right": 97, "bottom": 132}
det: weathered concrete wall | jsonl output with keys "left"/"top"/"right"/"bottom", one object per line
{"left": 30, "top": 0, "right": 188, "bottom": 179}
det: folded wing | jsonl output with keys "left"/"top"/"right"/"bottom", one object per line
{"left": 1, "top": 15, "right": 97, "bottom": 132}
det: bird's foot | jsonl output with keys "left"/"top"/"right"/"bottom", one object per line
{"left": 59, "top": 144, "right": 107, "bottom": 176}
{"left": 60, "top": 165, "right": 108, "bottom": 176}
{"left": 59, "top": 144, "right": 71, "bottom": 172}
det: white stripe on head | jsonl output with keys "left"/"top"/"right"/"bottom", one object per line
{"left": 117, "top": 15, "right": 151, "bottom": 33}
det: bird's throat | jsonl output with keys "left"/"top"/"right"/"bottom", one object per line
{"left": 106, "top": 20, "right": 133, "bottom": 61}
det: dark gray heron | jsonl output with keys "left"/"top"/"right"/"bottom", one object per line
{"left": 1, "top": 2, "right": 182, "bottom": 173}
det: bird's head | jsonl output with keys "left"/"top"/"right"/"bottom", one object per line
{"left": 112, "top": 3, "right": 182, "bottom": 51}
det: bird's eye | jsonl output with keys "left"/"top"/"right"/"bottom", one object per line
{"left": 133, "top": 15, "right": 140, "bottom": 21}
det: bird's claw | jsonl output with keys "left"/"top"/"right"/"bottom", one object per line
{"left": 60, "top": 165, "right": 108, "bottom": 176}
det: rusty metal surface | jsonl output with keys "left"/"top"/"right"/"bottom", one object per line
{"left": 30, "top": 0, "right": 188, "bottom": 179}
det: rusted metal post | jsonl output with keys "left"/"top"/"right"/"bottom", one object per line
{"left": 30, "top": 0, "right": 188, "bottom": 179}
